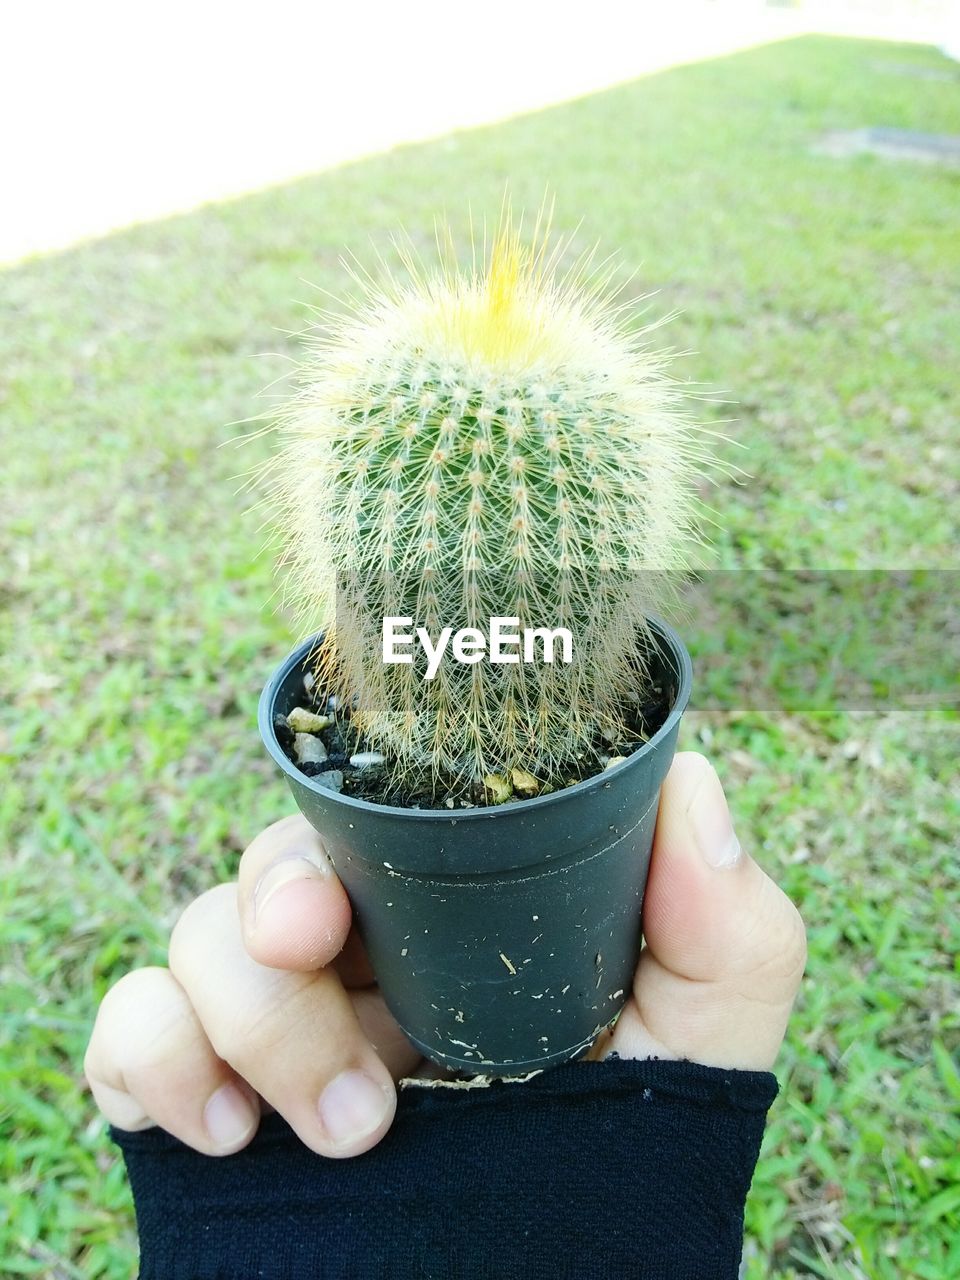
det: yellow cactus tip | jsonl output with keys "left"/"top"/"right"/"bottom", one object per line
{"left": 427, "top": 192, "right": 560, "bottom": 371}
{"left": 486, "top": 219, "right": 526, "bottom": 318}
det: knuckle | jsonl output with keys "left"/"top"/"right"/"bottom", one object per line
{"left": 87, "top": 967, "right": 200, "bottom": 1083}
{"left": 82, "top": 1039, "right": 99, "bottom": 1083}
{"left": 136, "top": 1005, "right": 203, "bottom": 1071}
{"left": 748, "top": 893, "right": 807, "bottom": 990}
{"left": 733, "top": 875, "right": 807, "bottom": 988}
{"left": 168, "top": 883, "right": 238, "bottom": 967}
{"left": 213, "top": 976, "right": 345, "bottom": 1074}
{"left": 674, "top": 749, "right": 710, "bottom": 771}
{"left": 780, "top": 898, "right": 808, "bottom": 978}
{"left": 91, "top": 967, "right": 175, "bottom": 1046}
{"left": 98, "top": 964, "right": 168, "bottom": 1010}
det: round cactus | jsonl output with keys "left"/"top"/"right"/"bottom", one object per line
{"left": 263, "top": 198, "right": 711, "bottom": 795}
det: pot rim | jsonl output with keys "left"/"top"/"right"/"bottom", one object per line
{"left": 258, "top": 615, "right": 692, "bottom": 824}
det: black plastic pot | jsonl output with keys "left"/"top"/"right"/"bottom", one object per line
{"left": 258, "top": 618, "right": 692, "bottom": 1076}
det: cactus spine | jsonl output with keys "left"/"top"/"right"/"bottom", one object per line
{"left": 266, "top": 199, "right": 708, "bottom": 795}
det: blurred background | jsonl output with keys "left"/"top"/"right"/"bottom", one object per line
{"left": 2, "top": 2, "right": 957, "bottom": 1277}
{"left": 2, "top": 1, "right": 959, "bottom": 264}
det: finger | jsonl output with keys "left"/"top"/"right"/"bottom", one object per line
{"left": 169, "top": 883, "right": 412, "bottom": 1157}
{"left": 350, "top": 987, "right": 427, "bottom": 1080}
{"left": 332, "top": 926, "right": 379, "bottom": 990}
{"left": 238, "top": 814, "right": 366, "bottom": 977}
{"left": 84, "top": 967, "right": 261, "bottom": 1155}
{"left": 602, "top": 752, "right": 806, "bottom": 1071}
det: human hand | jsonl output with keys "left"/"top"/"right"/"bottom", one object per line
{"left": 84, "top": 751, "right": 805, "bottom": 1158}
{"left": 84, "top": 811, "right": 420, "bottom": 1160}
{"left": 580, "top": 751, "right": 807, "bottom": 1068}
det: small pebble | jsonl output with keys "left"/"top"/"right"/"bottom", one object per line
{"left": 303, "top": 670, "right": 316, "bottom": 695}
{"left": 317, "top": 770, "right": 344, "bottom": 792}
{"left": 294, "top": 733, "right": 328, "bottom": 765}
{"left": 299, "top": 761, "right": 325, "bottom": 778}
{"left": 349, "top": 751, "right": 385, "bottom": 768}
{"left": 484, "top": 773, "right": 512, "bottom": 804}
{"left": 604, "top": 756, "right": 628, "bottom": 770}
{"left": 510, "top": 767, "right": 539, "bottom": 797}
{"left": 287, "top": 706, "right": 333, "bottom": 734}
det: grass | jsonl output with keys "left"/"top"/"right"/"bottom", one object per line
{"left": 2, "top": 33, "right": 958, "bottom": 1279}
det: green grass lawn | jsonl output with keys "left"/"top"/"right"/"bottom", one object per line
{"left": 2, "top": 33, "right": 958, "bottom": 1279}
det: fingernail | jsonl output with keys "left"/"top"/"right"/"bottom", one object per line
{"left": 686, "top": 764, "right": 742, "bottom": 869}
{"left": 318, "top": 1070, "right": 391, "bottom": 1149}
{"left": 204, "top": 1083, "right": 257, "bottom": 1148}
{"left": 253, "top": 851, "right": 331, "bottom": 923}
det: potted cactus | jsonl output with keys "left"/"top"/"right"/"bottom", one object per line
{"left": 258, "top": 199, "right": 705, "bottom": 1076}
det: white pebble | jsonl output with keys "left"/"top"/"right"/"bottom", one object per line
{"left": 317, "top": 769, "right": 344, "bottom": 792}
{"left": 294, "top": 733, "right": 328, "bottom": 765}
{"left": 349, "top": 751, "right": 385, "bottom": 768}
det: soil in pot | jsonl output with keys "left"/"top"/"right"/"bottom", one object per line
{"left": 272, "top": 661, "right": 673, "bottom": 811}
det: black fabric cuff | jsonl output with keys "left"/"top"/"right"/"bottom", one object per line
{"left": 110, "top": 1056, "right": 779, "bottom": 1280}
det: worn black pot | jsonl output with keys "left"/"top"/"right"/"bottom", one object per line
{"left": 258, "top": 618, "right": 692, "bottom": 1076}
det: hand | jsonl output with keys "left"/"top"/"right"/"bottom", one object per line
{"left": 580, "top": 751, "right": 807, "bottom": 1067}
{"left": 84, "top": 752, "right": 806, "bottom": 1158}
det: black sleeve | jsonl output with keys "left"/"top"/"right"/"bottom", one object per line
{"left": 109, "top": 1055, "right": 778, "bottom": 1280}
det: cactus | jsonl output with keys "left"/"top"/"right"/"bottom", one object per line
{"left": 263, "top": 197, "right": 711, "bottom": 796}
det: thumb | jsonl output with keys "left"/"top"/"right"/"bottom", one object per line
{"left": 237, "top": 815, "right": 357, "bottom": 974}
{"left": 596, "top": 752, "right": 806, "bottom": 1071}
